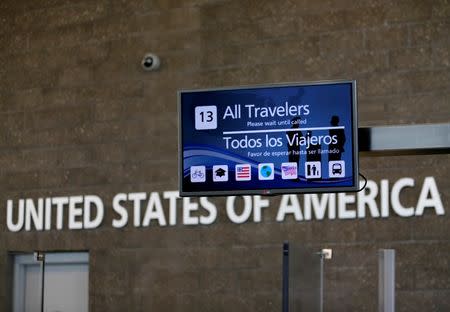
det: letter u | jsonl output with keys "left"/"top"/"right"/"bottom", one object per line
{"left": 7, "top": 199, "right": 24, "bottom": 232}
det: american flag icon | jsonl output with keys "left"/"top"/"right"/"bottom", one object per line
{"left": 235, "top": 164, "right": 251, "bottom": 181}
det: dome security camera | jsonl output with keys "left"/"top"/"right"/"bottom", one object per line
{"left": 141, "top": 53, "right": 160, "bottom": 71}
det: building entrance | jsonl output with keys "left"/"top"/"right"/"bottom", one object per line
{"left": 12, "top": 252, "right": 89, "bottom": 312}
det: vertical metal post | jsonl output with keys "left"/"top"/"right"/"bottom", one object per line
{"left": 282, "top": 242, "right": 289, "bottom": 312}
{"left": 35, "top": 251, "right": 46, "bottom": 312}
{"left": 319, "top": 252, "right": 324, "bottom": 312}
{"left": 378, "top": 249, "right": 395, "bottom": 312}
{"left": 41, "top": 257, "right": 45, "bottom": 312}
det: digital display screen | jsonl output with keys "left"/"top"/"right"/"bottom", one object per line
{"left": 178, "top": 81, "right": 358, "bottom": 196}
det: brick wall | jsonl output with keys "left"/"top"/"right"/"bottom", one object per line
{"left": 0, "top": 0, "right": 449, "bottom": 311}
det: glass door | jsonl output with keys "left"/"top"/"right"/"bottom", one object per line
{"left": 12, "top": 252, "right": 89, "bottom": 312}
{"left": 283, "top": 242, "right": 324, "bottom": 312}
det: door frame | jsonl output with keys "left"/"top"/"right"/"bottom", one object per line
{"left": 12, "top": 252, "right": 89, "bottom": 312}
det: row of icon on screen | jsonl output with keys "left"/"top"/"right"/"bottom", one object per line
{"left": 190, "top": 161, "right": 345, "bottom": 183}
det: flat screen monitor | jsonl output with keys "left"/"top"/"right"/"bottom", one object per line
{"left": 178, "top": 80, "right": 358, "bottom": 197}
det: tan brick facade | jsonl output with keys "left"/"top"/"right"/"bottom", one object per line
{"left": 0, "top": 1, "right": 449, "bottom": 311}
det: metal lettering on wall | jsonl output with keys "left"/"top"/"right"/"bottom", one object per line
{"left": 5, "top": 177, "right": 445, "bottom": 232}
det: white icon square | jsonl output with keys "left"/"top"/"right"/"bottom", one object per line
{"left": 329, "top": 160, "right": 345, "bottom": 178}
{"left": 281, "top": 162, "right": 298, "bottom": 179}
{"left": 213, "top": 165, "right": 228, "bottom": 182}
{"left": 305, "top": 161, "right": 321, "bottom": 179}
{"left": 190, "top": 166, "right": 206, "bottom": 183}
{"left": 235, "top": 164, "right": 251, "bottom": 181}
{"left": 258, "top": 163, "right": 274, "bottom": 180}
{"left": 195, "top": 106, "right": 217, "bottom": 130}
